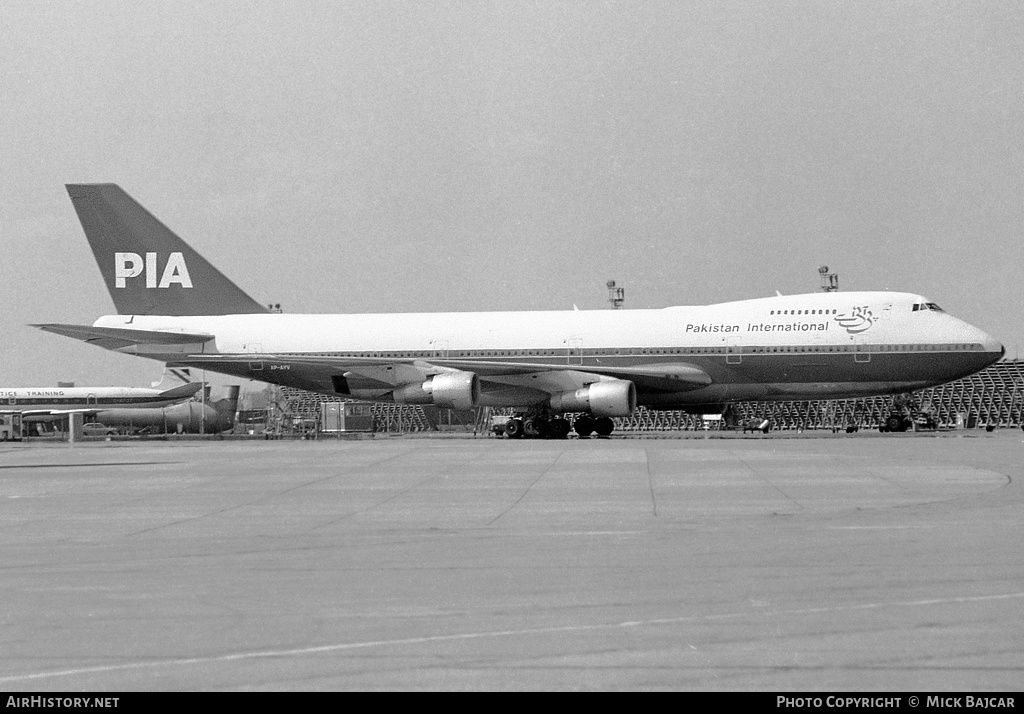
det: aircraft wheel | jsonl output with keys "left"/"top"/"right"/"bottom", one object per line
{"left": 524, "top": 417, "right": 551, "bottom": 438}
{"left": 549, "top": 418, "right": 571, "bottom": 439}
{"left": 593, "top": 416, "right": 615, "bottom": 437}
{"left": 504, "top": 419, "right": 524, "bottom": 439}
{"left": 573, "top": 416, "right": 594, "bottom": 437}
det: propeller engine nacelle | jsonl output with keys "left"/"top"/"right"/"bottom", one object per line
{"left": 392, "top": 371, "right": 480, "bottom": 411}
{"left": 549, "top": 379, "right": 637, "bottom": 417}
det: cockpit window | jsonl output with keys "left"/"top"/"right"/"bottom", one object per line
{"left": 912, "top": 302, "right": 944, "bottom": 312}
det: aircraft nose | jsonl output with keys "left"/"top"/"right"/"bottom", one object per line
{"left": 974, "top": 329, "right": 1005, "bottom": 365}
{"left": 951, "top": 315, "right": 1004, "bottom": 364}
{"left": 980, "top": 331, "right": 1004, "bottom": 357}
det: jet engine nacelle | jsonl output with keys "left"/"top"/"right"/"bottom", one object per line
{"left": 549, "top": 379, "right": 637, "bottom": 417}
{"left": 393, "top": 371, "right": 480, "bottom": 411}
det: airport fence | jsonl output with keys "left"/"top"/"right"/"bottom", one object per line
{"left": 268, "top": 359, "right": 1024, "bottom": 434}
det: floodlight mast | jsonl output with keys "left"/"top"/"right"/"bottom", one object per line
{"left": 818, "top": 266, "right": 838, "bottom": 292}
{"left": 607, "top": 280, "right": 624, "bottom": 309}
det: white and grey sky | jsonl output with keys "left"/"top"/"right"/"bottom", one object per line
{"left": 2, "top": 0, "right": 1022, "bottom": 387}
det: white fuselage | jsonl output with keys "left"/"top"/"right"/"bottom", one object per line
{"left": 88, "top": 291, "right": 1004, "bottom": 410}
{"left": 0, "top": 387, "right": 188, "bottom": 414}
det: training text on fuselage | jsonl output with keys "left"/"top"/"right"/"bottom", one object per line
{"left": 3, "top": 390, "right": 66, "bottom": 398}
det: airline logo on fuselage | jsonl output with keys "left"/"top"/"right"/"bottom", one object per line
{"left": 114, "top": 252, "right": 193, "bottom": 289}
{"left": 834, "top": 306, "right": 875, "bottom": 334}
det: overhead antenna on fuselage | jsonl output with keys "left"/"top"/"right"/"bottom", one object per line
{"left": 818, "top": 266, "right": 839, "bottom": 292}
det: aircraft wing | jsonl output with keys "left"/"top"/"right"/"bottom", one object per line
{"left": 18, "top": 409, "right": 101, "bottom": 418}
{"left": 186, "top": 353, "right": 712, "bottom": 393}
{"left": 406, "top": 358, "right": 714, "bottom": 392}
{"left": 435, "top": 358, "right": 712, "bottom": 391}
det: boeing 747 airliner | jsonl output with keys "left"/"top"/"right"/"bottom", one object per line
{"left": 34, "top": 184, "right": 1004, "bottom": 437}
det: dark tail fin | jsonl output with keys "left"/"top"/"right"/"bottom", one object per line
{"left": 66, "top": 184, "right": 269, "bottom": 316}
{"left": 158, "top": 382, "right": 204, "bottom": 400}
{"left": 151, "top": 366, "right": 195, "bottom": 389}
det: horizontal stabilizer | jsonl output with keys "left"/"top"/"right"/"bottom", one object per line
{"left": 33, "top": 323, "right": 214, "bottom": 347}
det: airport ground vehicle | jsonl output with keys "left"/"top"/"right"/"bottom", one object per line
{"left": 82, "top": 423, "right": 118, "bottom": 436}
{"left": 741, "top": 418, "right": 772, "bottom": 434}
{"left": 0, "top": 413, "right": 22, "bottom": 441}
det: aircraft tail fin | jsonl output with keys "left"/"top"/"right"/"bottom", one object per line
{"left": 65, "top": 184, "right": 269, "bottom": 316}
{"left": 151, "top": 366, "right": 195, "bottom": 390}
{"left": 158, "top": 382, "right": 204, "bottom": 401}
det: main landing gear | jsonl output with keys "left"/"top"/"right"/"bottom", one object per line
{"left": 502, "top": 415, "right": 571, "bottom": 439}
{"left": 495, "top": 413, "right": 615, "bottom": 439}
{"left": 570, "top": 415, "right": 615, "bottom": 438}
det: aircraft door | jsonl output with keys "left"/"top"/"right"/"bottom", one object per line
{"left": 245, "top": 343, "right": 263, "bottom": 371}
{"left": 567, "top": 337, "right": 583, "bottom": 366}
{"left": 431, "top": 339, "right": 450, "bottom": 359}
{"left": 725, "top": 335, "right": 742, "bottom": 365}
